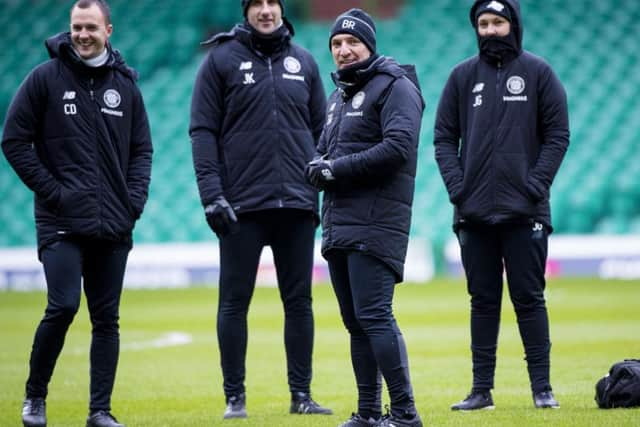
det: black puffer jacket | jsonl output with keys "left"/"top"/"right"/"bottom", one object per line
{"left": 434, "top": 0, "right": 570, "bottom": 230}
{"left": 190, "top": 23, "right": 326, "bottom": 217}
{"left": 1, "top": 32, "right": 153, "bottom": 251}
{"left": 317, "top": 56, "right": 424, "bottom": 282}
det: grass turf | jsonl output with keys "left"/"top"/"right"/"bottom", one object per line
{"left": 1, "top": 277, "right": 639, "bottom": 426}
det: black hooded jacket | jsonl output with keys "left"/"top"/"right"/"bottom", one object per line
{"left": 434, "top": 0, "right": 569, "bottom": 230}
{"left": 1, "top": 32, "right": 153, "bottom": 251}
{"left": 189, "top": 22, "right": 326, "bottom": 217}
{"left": 317, "top": 56, "right": 425, "bottom": 282}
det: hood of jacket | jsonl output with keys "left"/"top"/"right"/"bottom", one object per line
{"left": 201, "top": 17, "right": 294, "bottom": 46}
{"left": 45, "top": 32, "right": 138, "bottom": 81}
{"left": 470, "top": 0, "right": 523, "bottom": 51}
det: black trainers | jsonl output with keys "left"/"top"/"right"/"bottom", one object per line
{"left": 378, "top": 412, "right": 423, "bottom": 427}
{"left": 86, "top": 410, "right": 124, "bottom": 427}
{"left": 451, "top": 390, "right": 495, "bottom": 411}
{"left": 338, "top": 413, "right": 381, "bottom": 427}
{"left": 290, "top": 392, "right": 332, "bottom": 415}
{"left": 22, "top": 398, "right": 46, "bottom": 427}
{"left": 533, "top": 391, "right": 560, "bottom": 409}
{"left": 223, "top": 393, "right": 247, "bottom": 419}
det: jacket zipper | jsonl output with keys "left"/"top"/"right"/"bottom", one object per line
{"left": 89, "top": 76, "right": 103, "bottom": 229}
{"left": 326, "top": 96, "right": 345, "bottom": 243}
{"left": 491, "top": 61, "right": 503, "bottom": 224}
{"left": 267, "top": 57, "right": 284, "bottom": 208}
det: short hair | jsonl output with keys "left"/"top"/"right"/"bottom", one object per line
{"left": 71, "top": 0, "right": 112, "bottom": 26}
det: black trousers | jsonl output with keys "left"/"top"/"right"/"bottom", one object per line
{"left": 326, "top": 250, "right": 416, "bottom": 419}
{"left": 26, "top": 237, "right": 129, "bottom": 411}
{"left": 217, "top": 209, "right": 315, "bottom": 398}
{"left": 457, "top": 223, "right": 552, "bottom": 393}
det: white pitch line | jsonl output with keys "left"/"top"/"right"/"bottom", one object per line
{"left": 121, "top": 332, "right": 193, "bottom": 351}
{"left": 69, "top": 332, "right": 193, "bottom": 355}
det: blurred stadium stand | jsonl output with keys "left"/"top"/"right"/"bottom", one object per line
{"left": 1, "top": 0, "right": 639, "bottom": 271}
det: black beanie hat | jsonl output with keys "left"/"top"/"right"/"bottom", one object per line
{"left": 242, "top": 0, "right": 285, "bottom": 17}
{"left": 329, "top": 8, "right": 376, "bottom": 54}
{"left": 475, "top": 1, "right": 512, "bottom": 23}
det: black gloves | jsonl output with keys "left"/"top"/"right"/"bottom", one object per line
{"left": 204, "top": 196, "right": 237, "bottom": 237}
{"left": 305, "top": 155, "right": 336, "bottom": 189}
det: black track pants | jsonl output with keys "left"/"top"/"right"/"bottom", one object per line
{"left": 26, "top": 237, "right": 129, "bottom": 411}
{"left": 217, "top": 209, "right": 315, "bottom": 398}
{"left": 457, "top": 223, "right": 552, "bottom": 393}
{"left": 327, "top": 250, "right": 416, "bottom": 418}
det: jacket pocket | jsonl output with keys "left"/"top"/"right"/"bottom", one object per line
{"left": 495, "top": 153, "right": 536, "bottom": 214}
{"left": 56, "top": 188, "right": 95, "bottom": 218}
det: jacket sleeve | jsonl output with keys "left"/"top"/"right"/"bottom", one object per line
{"left": 526, "top": 65, "right": 570, "bottom": 202}
{"left": 308, "top": 57, "right": 327, "bottom": 144}
{"left": 189, "top": 52, "right": 225, "bottom": 207}
{"left": 127, "top": 86, "right": 153, "bottom": 219}
{"left": 433, "top": 70, "right": 465, "bottom": 203}
{"left": 1, "top": 68, "right": 63, "bottom": 209}
{"left": 331, "top": 77, "right": 423, "bottom": 179}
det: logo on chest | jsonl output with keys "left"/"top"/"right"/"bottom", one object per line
{"left": 103, "top": 89, "right": 121, "bottom": 108}
{"left": 351, "top": 91, "right": 366, "bottom": 109}
{"left": 284, "top": 56, "right": 301, "bottom": 73}
{"left": 62, "top": 90, "right": 77, "bottom": 115}
{"left": 345, "top": 92, "right": 366, "bottom": 117}
{"left": 283, "top": 56, "right": 305, "bottom": 82}
{"left": 504, "top": 76, "right": 528, "bottom": 102}
{"left": 472, "top": 83, "right": 484, "bottom": 108}
{"left": 101, "top": 89, "right": 124, "bottom": 117}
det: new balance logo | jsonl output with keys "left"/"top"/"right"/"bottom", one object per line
{"left": 239, "top": 61, "right": 252, "bottom": 70}
{"left": 242, "top": 73, "right": 255, "bottom": 85}
{"left": 62, "top": 91, "right": 76, "bottom": 100}
{"left": 472, "top": 83, "right": 485, "bottom": 93}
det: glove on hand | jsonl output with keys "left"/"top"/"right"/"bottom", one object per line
{"left": 305, "top": 155, "right": 336, "bottom": 189}
{"left": 204, "top": 196, "right": 237, "bottom": 237}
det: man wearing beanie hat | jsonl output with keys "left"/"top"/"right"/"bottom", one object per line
{"left": 434, "top": 0, "right": 569, "bottom": 411}
{"left": 190, "top": 0, "right": 331, "bottom": 420}
{"left": 306, "top": 8, "right": 425, "bottom": 427}
{"left": 242, "top": 0, "right": 284, "bottom": 17}
{"left": 328, "top": 8, "right": 377, "bottom": 55}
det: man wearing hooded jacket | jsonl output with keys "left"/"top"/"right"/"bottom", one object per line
{"left": 434, "top": 0, "right": 569, "bottom": 411}
{"left": 306, "top": 8, "right": 425, "bottom": 427}
{"left": 189, "top": 0, "right": 330, "bottom": 420}
{"left": 2, "top": 1, "right": 152, "bottom": 426}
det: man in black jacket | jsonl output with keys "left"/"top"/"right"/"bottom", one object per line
{"left": 306, "top": 8, "right": 424, "bottom": 427}
{"left": 2, "top": 1, "right": 152, "bottom": 426}
{"left": 434, "top": 0, "right": 569, "bottom": 411}
{"left": 189, "top": 0, "right": 330, "bottom": 419}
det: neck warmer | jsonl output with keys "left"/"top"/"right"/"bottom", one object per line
{"left": 244, "top": 21, "right": 289, "bottom": 56}
{"left": 331, "top": 54, "right": 380, "bottom": 97}
{"left": 478, "top": 31, "right": 519, "bottom": 65}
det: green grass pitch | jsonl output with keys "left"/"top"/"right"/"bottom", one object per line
{"left": 1, "top": 277, "right": 639, "bottom": 426}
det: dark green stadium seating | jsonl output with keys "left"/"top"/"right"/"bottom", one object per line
{"left": 1, "top": 0, "right": 639, "bottom": 262}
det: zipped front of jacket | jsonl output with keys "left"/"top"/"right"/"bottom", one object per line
{"left": 266, "top": 55, "right": 286, "bottom": 209}
{"left": 87, "top": 75, "right": 104, "bottom": 232}
{"left": 324, "top": 93, "right": 346, "bottom": 247}
{"left": 490, "top": 61, "right": 504, "bottom": 224}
